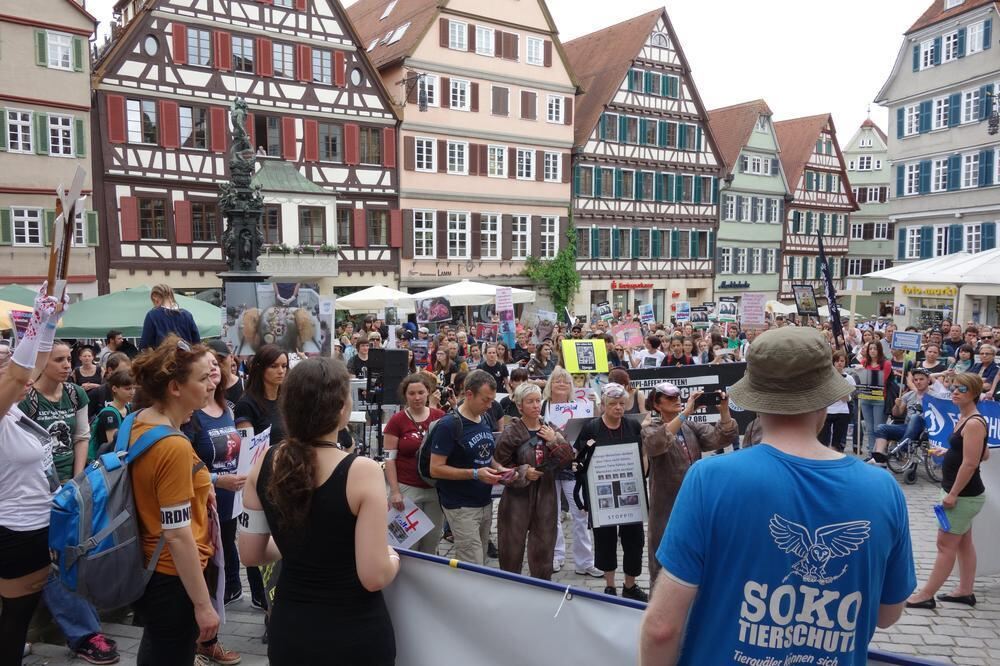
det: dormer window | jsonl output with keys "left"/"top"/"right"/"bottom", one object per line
{"left": 945, "top": 0, "right": 965, "bottom": 9}
{"left": 754, "top": 115, "right": 769, "bottom": 133}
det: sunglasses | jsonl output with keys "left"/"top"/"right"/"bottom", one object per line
{"left": 951, "top": 385, "right": 970, "bottom": 394}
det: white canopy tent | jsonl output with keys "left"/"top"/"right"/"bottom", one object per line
{"left": 818, "top": 305, "right": 853, "bottom": 318}
{"left": 766, "top": 300, "right": 796, "bottom": 315}
{"left": 411, "top": 280, "right": 536, "bottom": 306}
{"left": 335, "top": 284, "right": 417, "bottom": 313}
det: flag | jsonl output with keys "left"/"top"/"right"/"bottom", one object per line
{"left": 818, "top": 233, "right": 844, "bottom": 350}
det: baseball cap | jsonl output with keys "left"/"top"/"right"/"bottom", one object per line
{"left": 206, "top": 339, "right": 232, "bottom": 357}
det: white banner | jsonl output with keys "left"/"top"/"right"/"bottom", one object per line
{"left": 973, "top": 455, "right": 1000, "bottom": 575}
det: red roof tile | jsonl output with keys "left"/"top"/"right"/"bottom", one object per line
{"left": 707, "top": 99, "right": 772, "bottom": 176}
{"left": 774, "top": 114, "right": 834, "bottom": 192}
{"left": 860, "top": 118, "right": 888, "bottom": 143}
{"left": 345, "top": 0, "right": 440, "bottom": 70}
{"left": 907, "top": 0, "right": 998, "bottom": 34}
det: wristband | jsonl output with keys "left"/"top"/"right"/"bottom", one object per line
{"left": 677, "top": 414, "right": 688, "bottom": 423}
{"left": 472, "top": 467, "right": 479, "bottom": 481}
{"left": 385, "top": 449, "right": 398, "bottom": 460}
{"left": 211, "top": 473, "right": 218, "bottom": 485}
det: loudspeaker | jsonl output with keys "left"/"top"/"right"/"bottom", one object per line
{"left": 365, "top": 348, "right": 408, "bottom": 405}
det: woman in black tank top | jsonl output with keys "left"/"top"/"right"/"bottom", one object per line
{"left": 907, "top": 373, "right": 990, "bottom": 610}
{"left": 240, "top": 358, "right": 399, "bottom": 664}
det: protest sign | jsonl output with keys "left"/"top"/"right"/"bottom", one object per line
{"left": 792, "top": 284, "right": 819, "bottom": 316}
{"left": 585, "top": 443, "right": 648, "bottom": 528}
{"left": 718, "top": 297, "right": 739, "bottom": 323}
{"left": 690, "top": 306, "right": 709, "bottom": 329}
{"left": 595, "top": 301, "right": 613, "bottom": 322}
{"left": 612, "top": 322, "right": 643, "bottom": 348}
{"left": 11, "top": 310, "right": 32, "bottom": 341}
{"left": 675, "top": 301, "right": 691, "bottom": 322}
{"left": 532, "top": 309, "right": 558, "bottom": 343}
{"left": 628, "top": 363, "right": 754, "bottom": 433}
{"left": 740, "top": 292, "right": 767, "bottom": 329}
{"left": 319, "top": 296, "right": 335, "bottom": 356}
{"left": 561, "top": 339, "right": 609, "bottom": 374}
{"left": 387, "top": 497, "right": 435, "bottom": 550}
{"left": 891, "top": 331, "right": 922, "bottom": 352}
{"left": 638, "top": 303, "right": 655, "bottom": 324}
{"left": 475, "top": 323, "right": 498, "bottom": 342}
{"left": 411, "top": 340, "right": 429, "bottom": 366}
{"left": 496, "top": 287, "right": 515, "bottom": 349}
{"left": 545, "top": 400, "right": 594, "bottom": 430}
{"left": 234, "top": 426, "right": 271, "bottom": 520}
{"left": 417, "top": 297, "right": 451, "bottom": 324}
{"left": 922, "top": 395, "right": 1000, "bottom": 450}
{"left": 702, "top": 301, "right": 717, "bottom": 322}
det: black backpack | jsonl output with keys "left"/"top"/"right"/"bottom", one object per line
{"left": 416, "top": 412, "right": 463, "bottom": 487}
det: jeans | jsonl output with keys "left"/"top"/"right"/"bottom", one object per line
{"left": 220, "top": 517, "right": 241, "bottom": 598}
{"left": 134, "top": 572, "right": 198, "bottom": 666}
{"left": 858, "top": 399, "right": 884, "bottom": 453}
{"left": 875, "top": 414, "right": 925, "bottom": 445}
{"left": 42, "top": 572, "right": 102, "bottom": 650}
{"left": 553, "top": 478, "right": 595, "bottom": 569}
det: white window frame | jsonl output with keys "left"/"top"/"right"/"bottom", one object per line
{"left": 187, "top": 27, "right": 212, "bottom": 68}
{"left": 546, "top": 95, "right": 563, "bottom": 124}
{"left": 413, "top": 209, "right": 436, "bottom": 258}
{"left": 905, "top": 163, "right": 920, "bottom": 195}
{"left": 511, "top": 215, "right": 530, "bottom": 259}
{"left": 943, "top": 31, "right": 960, "bottom": 62}
{"left": 46, "top": 31, "right": 73, "bottom": 70}
{"left": 5, "top": 109, "right": 32, "bottom": 153}
{"left": 847, "top": 258, "right": 862, "bottom": 277}
{"left": 933, "top": 97, "right": 949, "bottom": 130}
{"left": 755, "top": 115, "right": 769, "bottom": 133}
{"left": 934, "top": 225, "right": 949, "bottom": 257}
{"left": 126, "top": 99, "right": 157, "bottom": 144}
{"left": 933, "top": 158, "right": 949, "bottom": 192}
{"left": 751, "top": 248, "right": 762, "bottom": 274}
{"left": 480, "top": 213, "right": 500, "bottom": 259}
{"left": 418, "top": 74, "right": 439, "bottom": 107}
{"left": 11, "top": 208, "right": 42, "bottom": 246}
{"left": 621, "top": 170, "right": 635, "bottom": 201}
{"left": 920, "top": 39, "right": 936, "bottom": 69}
{"left": 540, "top": 216, "right": 558, "bottom": 259}
{"left": 447, "top": 211, "right": 470, "bottom": 259}
{"left": 767, "top": 198, "right": 779, "bottom": 224}
{"left": 719, "top": 247, "right": 732, "bottom": 274}
{"left": 944, "top": 0, "right": 965, "bottom": 8}
{"left": 543, "top": 152, "right": 561, "bottom": 182}
{"left": 866, "top": 186, "right": 880, "bottom": 201}
{"left": 740, "top": 195, "right": 751, "bottom": 222}
{"left": 447, "top": 141, "right": 468, "bottom": 175}
{"left": 516, "top": 148, "right": 534, "bottom": 180}
{"left": 872, "top": 258, "right": 888, "bottom": 272}
{"left": 487, "top": 144, "right": 506, "bottom": 178}
{"left": 873, "top": 222, "right": 889, "bottom": 240}
{"left": 765, "top": 248, "right": 776, "bottom": 274}
{"left": 450, "top": 78, "right": 470, "bottom": 111}
{"left": 965, "top": 223, "right": 982, "bottom": 253}
{"left": 963, "top": 88, "right": 981, "bottom": 123}
{"left": 273, "top": 42, "right": 294, "bottom": 79}
{"left": 72, "top": 210, "right": 86, "bottom": 247}
{"left": 734, "top": 248, "right": 747, "bottom": 274}
{"left": 857, "top": 155, "right": 872, "bottom": 170}
{"left": 904, "top": 104, "right": 920, "bottom": 136}
{"left": 724, "top": 195, "right": 736, "bottom": 221}
{"left": 475, "top": 26, "right": 495, "bottom": 56}
{"left": 415, "top": 137, "right": 435, "bottom": 172}
{"left": 962, "top": 152, "right": 979, "bottom": 189}
{"left": 906, "top": 227, "right": 921, "bottom": 259}
{"left": 312, "top": 49, "right": 332, "bottom": 84}
{"left": 850, "top": 223, "right": 864, "bottom": 240}
{"left": 968, "top": 21, "right": 984, "bottom": 55}
{"left": 753, "top": 197, "right": 765, "bottom": 223}
{"left": 526, "top": 36, "right": 544, "bottom": 66}
{"left": 448, "top": 20, "right": 468, "bottom": 51}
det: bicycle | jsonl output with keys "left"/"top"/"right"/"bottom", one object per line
{"left": 886, "top": 433, "right": 943, "bottom": 485}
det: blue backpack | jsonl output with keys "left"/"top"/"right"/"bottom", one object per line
{"left": 49, "top": 412, "right": 204, "bottom": 610}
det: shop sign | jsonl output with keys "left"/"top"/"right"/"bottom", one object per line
{"left": 610, "top": 280, "right": 654, "bottom": 289}
{"left": 719, "top": 280, "right": 751, "bottom": 289}
{"left": 901, "top": 285, "right": 957, "bottom": 297}
{"left": 874, "top": 286, "right": 894, "bottom": 294}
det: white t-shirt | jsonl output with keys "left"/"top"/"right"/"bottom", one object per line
{"left": 633, "top": 349, "right": 665, "bottom": 368}
{"left": 826, "top": 373, "right": 856, "bottom": 415}
{"left": 0, "top": 405, "right": 58, "bottom": 530}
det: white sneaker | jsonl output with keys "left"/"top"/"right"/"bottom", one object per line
{"left": 552, "top": 560, "right": 564, "bottom": 572}
{"left": 23, "top": 644, "right": 31, "bottom": 658}
{"left": 575, "top": 565, "right": 604, "bottom": 577}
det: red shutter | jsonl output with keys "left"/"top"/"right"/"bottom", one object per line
{"left": 382, "top": 127, "right": 396, "bottom": 168}
{"left": 471, "top": 82, "right": 479, "bottom": 112}
{"left": 562, "top": 153, "right": 571, "bottom": 183}
{"left": 256, "top": 38, "right": 273, "bottom": 76}
{"left": 344, "top": 123, "right": 359, "bottom": 165}
{"left": 543, "top": 40, "right": 552, "bottom": 67}
{"left": 246, "top": 112, "right": 255, "bottom": 150}
{"left": 172, "top": 23, "right": 187, "bottom": 65}
{"left": 214, "top": 31, "right": 232, "bottom": 71}
{"left": 281, "top": 117, "right": 297, "bottom": 160}
{"left": 389, "top": 209, "right": 402, "bottom": 248}
{"left": 159, "top": 100, "right": 180, "bottom": 148}
{"left": 468, "top": 23, "right": 476, "bottom": 53}
{"left": 297, "top": 44, "right": 312, "bottom": 82}
{"left": 439, "top": 17, "right": 449, "bottom": 48}
{"left": 352, "top": 209, "right": 367, "bottom": 248}
{"left": 440, "top": 77, "right": 450, "bottom": 108}
{"left": 334, "top": 51, "right": 346, "bottom": 87}
{"left": 303, "top": 119, "right": 318, "bottom": 162}
{"left": 403, "top": 135, "right": 415, "bottom": 171}
{"left": 119, "top": 196, "right": 138, "bottom": 242}
{"left": 295, "top": 0, "right": 307, "bottom": 10}
{"left": 174, "top": 200, "right": 192, "bottom": 245}
{"left": 564, "top": 97, "right": 573, "bottom": 125}
{"left": 210, "top": 107, "right": 228, "bottom": 153}
{"left": 107, "top": 94, "right": 126, "bottom": 144}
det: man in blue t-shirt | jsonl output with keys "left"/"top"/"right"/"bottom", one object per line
{"left": 640, "top": 328, "right": 915, "bottom": 666}
{"left": 430, "top": 369, "right": 511, "bottom": 565}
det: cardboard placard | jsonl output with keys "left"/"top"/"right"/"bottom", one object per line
{"left": 561, "top": 339, "right": 609, "bottom": 374}
{"left": 792, "top": 284, "right": 819, "bottom": 317}
{"left": 740, "top": 292, "right": 767, "bottom": 329}
{"left": 585, "top": 443, "right": 648, "bottom": 528}
{"left": 387, "top": 497, "right": 434, "bottom": 550}
{"left": 718, "top": 297, "right": 739, "bottom": 323}
{"left": 891, "top": 331, "right": 922, "bottom": 352}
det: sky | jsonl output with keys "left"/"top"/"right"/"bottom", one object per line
{"left": 83, "top": 0, "right": 934, "bottom": 142}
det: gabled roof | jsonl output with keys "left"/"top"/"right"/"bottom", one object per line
{"left": 775, "top": 114, "right": 859, "bottom": 210}
{"left": 860, "top": 118, "right": 888, "bottom": 144}
{"left": 66, "top": 0, "right": 98, "bottom": 24}
{"left": 706, "top": 99, "right": 772, "bottom": 177}
{"left": 563, "top": 9, "right": 661, "bottom": 147}
{"left": 253, "top": 160, "right": 331, "bottom": 195}
{"left": 907, "top": 0, "right": 998, "bottom": 34}
{"left": 344, "top": 0, "right": 438, "bottom": 70}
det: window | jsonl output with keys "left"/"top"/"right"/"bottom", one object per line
{"left": 258, "top": 115, "right": 281, "bottom": 157}
{"left": 274, "top": 0, "right": 294, "bottom": 6}
{"left": 873, "top": 259, "right": 888, "bottom": 271}
{"left": 940, "top": 32, "right": 959, "bottom": 63}
{"left": 138, "top": 198, "right": 167, "bottom": 240}
{"left": 617, "top": 228, "right": 632, "bottom": 258}
{"left": 359, "top": 127, "right": 382, "bottom": 164}
{"left": 905, "top": 163, "right": 920, "bottom": 195}
{"left": 864, "top": 186, "right": 879, "bottom": 202}
{"left": 860, "top": 137, "right": 873, "bottom": 147}
{"left": 126, "top": 99, "right": 157, "bottom": 144}
{"left": 847, "top": 259, "right": 862, "bottom": 276}
{"left": 511, "top": 215, "right": 529, "bottom": 259}
{"left": 920, "top": 39, "right": 936, "bottom": 69}
{"left": 44, "top": 114, "right": 72, "bottom": 156}
{"left": 621, "top": 170, "right": 635, "bottom": 200}
{"left": 681, "top": 175, "right": 693, "bottom": 202}
{"left": 766, "top": 249, "right": 776, "bottom": 273}
{"left": 963, "top": 89, "right": 981, "bottom": 123}
{"left": 298, "top": 207, "right": 325, "bottom": 245}
{"left": 644, "top": 120, "right": 657, "bottom": 145}
{"left": 447, "top": 141, "right": 468, "bottom": 174}
{"left": 526, "top": 37, "right": 544, "bottom": 66}
{"left": 47, "top": 31, "right": 72, "bottom": 70}
{"left": 476, "top": 26, "right": 495, "bottom": 56}
{"left": 905, "top": 104, "right": 920, "bottom": 136}
{"left": 751, "top": 248, "right": 762, "bottom": 274}
{"left": 724, "top": 195, "right": 736, "bottom": 221}
{"left": 187, "top": 28, "right": 211, "bottom": 67}
{"left": 516, "top": 148, "right": 533, "bottom": 179}
{"left": 312, "top": 49, "right": 332, "bottom": 84}
{"left": 546, "top": 95, "right": 563, "bottom": 123}
{"left": 189, "top": 202, "right": 217, "bottom": 242}
{"left": 336, "top": 208, "right": 351, "bottom": 246}
{"left": 968, "top": 21, "right": 984, "bottom": 55}
{"left": 651, "top": 33, "right": 669, "bottom": 48}
{"left": 487, "top": 144, "right": 506, "bottom": 177}
{"left": 231, "top": 36, "right": 254, "bottom": 74}
{"left": 444, "top": 212, "right": 468, "bottom": 258}
{"left": 740, "top": 196, "right": 751, "bottom": 222}
{"left": 850, "top": 223, "right": 864, "bottom": 240}
{"left": 11, "top": 208, "right": 42, "bottom": 246}
{"left": 625, "top": 117, "right": 639, "bottom": 144}
{"left": 480, "top": 214, "right": 500, "bottom": 259}
{"left": 640, "top": 171, "right": 654, "bottom": 200}
{"left": 905, "top": 227, "right": 921, "bottom": 259}
{"left": 719, "top": 248, "right": 732, "bottom": 273}
{"left": 418, "top": 75, "right": 438, "bottom": 106}
{"left": 604, "top": 113, "right": 619, "bottom": 142}
{"left": 448, "top": 20, "right": 467, "bottom": 51}
{"left": 962, "top": 152, "right": 979, "bottom": 188}
{"left": 873, "top": 222, "right": 889, "bottom": 240}
{"left": 767, "top": 198, "right": 779, "bottom": 223}
{"left": 540, "top": 217, "right": 558, "bottom": 259}
{"left": 5, "top": 110, "right": 32, "bottom": 152}
{"left": 413, "top": 210, "right": 435, "bottom": 258}
{"left": 595, "top": 228, "right": 610, "bottom": 258}
{"left": 318, "top": 122, "right": 342, "bottom": 162}
{"left": 734, "top": 248, "right": 747, "bottom": 274}
{"left": 179, "top": 107, "right": 208, "bottom": 150}
{"left": 755, "top": 115, "right": 769, "bottom": 132}
{"left": 754, "top": 198, "right": 765, "bottom": 223}
{"left": 415, "top": 138, "right": 435, "bottom": 172}
{"left": 931, "top": 158, "right": 948, "bottom": 192}
{"left": 273, "top": 43, "right": 294, "bottom": 78}
{"left": 597, "top": 168, "right": 614, "bottom": 198}
{"left": 491, "top": 86, "right": 509, "bottom": 116}
{"left": 543, "top": 152, "right": 561, "bottom": 182}
{"left": 367, "top": 209, "right": 388, "bottom": 246}
{"left": 965, "top": 223, "right": 982, "bottom": 252}
{"left": 263, "top": 206, "right": 281, "bottom": 244}
{"left": 930, "top": 96, "right": 948, "bottom": 130}
{"left": 577, "top": 165, "right": 593, "bottom": 197}
{"left": 935, "top": 225, "right": 949, "bottom": 256}
{"left": 450, "top": 79, "right": 470, "bottom": 111}
{"left": 857, "top": 155, "right": 872, "bottom": 170}
{"left": 636, "top": 229, "right": 651, "bottom": 258}
{"left": 945, "top": 0, "right": 965, "bottom": 8}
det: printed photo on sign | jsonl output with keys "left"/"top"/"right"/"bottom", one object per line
{"left": 612, "top": 322, "right": 643, "bottom": 348}
{"left": 475, "top": 323, "right": 498, "bottom": 343}
{"left": 595, "top": 301, "right": 613, "bottom": 322}
{"left": 638, "top": 303, "right": 655, "bottom": 324}
{"left": 386, "top": 497, "right": 434, "bottom": 550}
{"left": 792, "top": 284, "right": 819, "bottom": 317}
{"left": 675, "top": 301, "right": 691, "bottom": 322}
{"left": 690, "top": 306, "right": 709, "bottom": 329}
{"left": 585, "top": 442, "right": 648, "bottom": 528}
{"left": 416, "top": 297, "right": 452, "bottom": 324}
{"left": 718, "top": 297, "right": 739, "bottom": 323}
{"left": 574, "top": 342, "right": 596, "bottom": 370}
{"left": 531, "top": 310, "right": 558, "bottom": 343}
{"left": 561, "top": 339, "right": 609, "bottom": 374}
{"left": 223, "top": 282, "right": 325, "bottom": 356}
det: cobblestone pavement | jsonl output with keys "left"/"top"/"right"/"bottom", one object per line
{"left": 24, "top": 464, "right": 998, "bottom": 665}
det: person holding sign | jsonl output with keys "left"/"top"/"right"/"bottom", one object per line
{"left": 858, "top": 342, "right": 891, "bottom": 456}
{"left": 574, "top": 383, "right": 648, "bottom": 602}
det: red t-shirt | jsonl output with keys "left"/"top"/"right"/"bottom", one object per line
{"left": 384, "top": 407, "right": 445, "bottom": 488}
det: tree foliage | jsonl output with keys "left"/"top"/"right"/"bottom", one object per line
{"left": 523, "top": 217, "right": 580, "bottom": 315}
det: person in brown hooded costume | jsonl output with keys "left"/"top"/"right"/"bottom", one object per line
{"left": 494, "top": 382, "right": 575, "bottom": 580}
{"left": 640, "top": 382, "right": 738, "bottom": 583}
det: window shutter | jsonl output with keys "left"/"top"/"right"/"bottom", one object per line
{"left": 279, "top": 116, "right": 295, "bottom": 160}
{"left": 693, "top": 175, "right": 702, "bottom": 204}
{"left": 86, "top": 210, "right": 99, "bottom": 247}
{"left": 470, "top": 83, "right": 479, "bottom": 112}
{"left": 573, "top": 165, "right": 582, "bottom": 197}
{"left": 593, "top": 167, "right": 603, "bottom": 197}
{"left": 303, "top": 119, "right": 319, "bottom": 162}
{"left": 159, "top": 100, "right": 180, "bottom": 148}
{"left": 441, "top": 78, "right": 451, "bottom": 109}
{"left": 912, "top": 44, "right": 919, "bottom": 72}
{"left": 618, "top": 115, "right": 627, "bottom": 142}
{"left": 173, "top": 23, "right": 188, "bottom": 65}
{"left": 932, "top": 36, "right": 942, "bottom": 65}
{"left": 214, "top": 32, "right": 232, "bottom": 71}
{"left": 631, "top": 228, "right": 640, "bottom": 257}
{"left": 382, "top": 127, "right": 396, "bottom": 168}
{"left": 403, "top": 136, "right": 415, "bottom": 171}
{"left": 295, "top": 0, "right": 307, "bottom": 10}
{"left": 42, "top": 210, "right": 55, "bottom": 246}
{"left": 348, "top": 209, "right": 365, "bottom": 248}
{"left": 980, "top": 84, "right": 994, "bottom": 120}
{"left": 531, "top": 216, "right": 542, "bottom": 255}
{"left": 792, "top": 210, "right": 801, "bottom": 234}
{"left": 614, "top": 169, "right": 622, "bottom": 198}
{"left": 564, "top": 97, "right": 573, "bottom": 125}
{"left": 74, "top": 118, "right": 86, "bottom": 157}
{"left": 590, "top": 227, "right": 599, "bottom": 259}
{"left": 0, "top": 112, "right": 6, "bottom": 151}
{"left": 439, "top": 18, "right": 449, "bottom": 48}
{"left": 246, "top": 113, "right": 255, "bottom": 150}
{"left": 670, "top": 228, "right": 680, "bottom": 258}
{"left": 740, "top": 155, "right": 748, "bottom": 172}
{"left": 467, "top": 24, "right": 475, "bottom": 53}
{"left": 948, "top": 154, "right": 962, "bottom": 190}
{"left": 983, "top": 222, "right": 997, "bottom": 250}
{"left": 856, "top": 187, "right": 868, "bottom": 204}
{"left": 256, "top": 38, "right": 273, "bottom": 76}
{"left": 211, "top": 107, "right": 228, "bottom": 153}
{"left": 562, "top": 153, "right": 571, "bottom": 184}
{"left": 335, "top": 51, "right": 346, "bottom": 87}
{"left": 468, "top": 142, "right": 479, "bottom": 176}
{"left": 34, "top": 113, "right": 48, "bottom": 155}
{"left": 296, "top": 44, "right": 312, "bottom": 82}
{"left": 174, "top": 200, "right": 192, "bottom": 245}
{"left": 920, "top": 225, "right": 933, "bottom": 258}
{"left": 543, "top": 40, "right": 552, "bottom": 67}
{"left": 895, "top": 107, "right": 904, "bottom": 139}
{"left": 919, "top": 160, "right": 931, "bottom": 194}
{"left": 389, "top": 209, "right": 403, "bottom": 248}
{"left": 120, "top": 196, "right": 139, "bottom": 242}
{"left": 72, "top": 37, "right": 84, "bottom": 72}
{"left": 980, "top": 149, "right": 995, "bottom": 186}
{"left": 949, "top": 94, "right": 961, "bottom": 127}
{"left": 674, "top": 174, "right": 684, "bottom": 202}
{"left": 107, "top": 94, "right": 126, "bottom": 144}
{"left": 344, "top": 123, "right": 359, "bottom": 165}
{"left": 0, "top": 209, "right": 11, "bottom": 245}
{"left": 919, "top": 100, "right": 931, "bottom": 133}
{"left": 957, "top": 27, "right": 967, "bottom": 57}
{"left": 897, "top": 230, "right": 906, "bottom": 259}
{"left": 984, "top": 18, "right": 992, "bottom": 50}
{"left": 507, "top": 147, "right": 515, "bottom": 178}
{"left": 677, "top": 123, "right": 687, "bottom": 150}
{"left": 35, "top": 30, "right": 47, "bottom": 67}
{"left": 402, "top": 209, "right": 414, "bottom": 259}
{"left": 651, "top": 227, "right": 661, "bottom": 257}
{"left": 611, "top": 227, "right": 620, "bottom": 256}
{"left": 949, "top": 224, "right": 964, "bottom": 254}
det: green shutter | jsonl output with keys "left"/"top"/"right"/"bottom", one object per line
{"left": 0, "top": 209, "right": 11, "bottom": 245}
{"left": 72, "top": 37, "right": 83, "bottom": 72}
{"left": 619, "top": 115, "right": 627, "bottom": 143}
{"left": 674, "top": 174, "right": 684, "bottom": 202}
{"left": 665, "top": 174, "right": 675, "bottom": 202}
{"left": 631, "top": 228, "right": 640, "bottom": 256}
{"left": 86, "top": 210, "right": 99, "bottom": 246}
{"left": 598, "top": 114, "right": 607, "bottom": 140}
{"left": 43, "top": 209, "right": 56, "bottom": 245}
{"left": 690, "top": 230, "right": 699, "bottom": 258}
{"left": 614, "top": 169, "right": 623, "bottom": 198}
{"left": 651, "top": 227, "right": 661, "bottom": 256}
{"left": 693, "top": 176, "right": 702, "bottom": 204}
{"left": 634, "top": 171, "right": 643, "bottom": 200}
{"left": 670, "top": 229, "right": 680, "bottom": 258}
{"left": 677, "top": 124, "right": 687, "bottom": 150}
{"left": 0, "top": 110, "right": 6, "bottom": 151}
{"left": 35, "top": 30, "right": 47, "bottom": 66}
{"left": 573, "top": 165, "right": 582, "bottom": 197}
{"left": 707, "top": 229, "right": 715, "bottom": 256}
{"left": 34, "top": 113, "right": 48, "bottom": 155}
{"left": 696, "top": 127, "right": 703, "bottom": 152}
{"left": 590, "top": 227, "right": 599, "bottom": 258}
{"left": 74, "top": 117, "right": 86, "bottom": 157}
{"left": 654, "top": 173, "right": 664, "bottom": 201}
{"left": 593, "top": 167, "right": 603, "bottom": 198}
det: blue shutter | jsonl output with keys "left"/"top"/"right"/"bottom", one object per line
{"left": 693, "top": 175, "right": 702, "bottom": 204}
{"left": 979, "top": 84, "right": 994, "bottom": 120}
{"left": 919, "top": 100, "right": 932, "bottom": 133}
{"left": 919, "top": 160, "right": 931, "bottom": 194}
{"left": 598, "top": 114, "right": 607, "bottom": 140}
{"left": 658, "top": 120, "right": 667, "bottom": 147}
{"left": 957, "top": 27, "right": 967, "bottom": 57}
{"left": 897, "top": 230, "right": 906, "bottom": 259}
{"left": 979, "top": 149, "right": 994, "bottom": 186}
{"left": 984, "top": 18, "right": 992, "bottom": 50}
{"left": 912, "top": 44, "right": 920, "bottom": 71}
{"left": 619, "top": 115, "right": 627, "bottom": 143}
{"left": 949, "top": 94, "right": 961, "bottom": 127}
{"left": 594, "top": 167, "right": 603, "bottom": 198}
{"left": 896, "top": 107, "right": 905, "bottom": 138}
{"left": 932, "top": 36, "right": 942, "bottom": 65}
{"left": 948, "top": 154, "right": 962, "bottom": 190}
{"left": 983, "top": 222, "right": 997, "bottom": 250}
{"left": 590, "top": 227, "right": 599, "bottom": 258}
{"left": 896, "top": 164, "right": 905, "bottom": 197}
{"left": 920, "top": 225, "right": 933, "bottom": 258}
{"left": 949, "top": 224, "right": 964, "bottom": 254}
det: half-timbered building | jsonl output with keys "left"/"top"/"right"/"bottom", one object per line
{"left": 91, "top": 0, "right": 400, "bottom": 295}
{"left": 347, "top": 0, "right": 577, "bottom": 301}
{"left": 564, "top": 9, "right": 722, "bottom": 322}
{"left": 774, "top": 114, "right": 858, "bottom": 301}
{"left": 0, "top": 0, "right": 99, "bottom": 299}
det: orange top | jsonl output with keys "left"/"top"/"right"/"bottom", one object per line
{"left": 129, "top": 422, "right": 213, "bottom": 576}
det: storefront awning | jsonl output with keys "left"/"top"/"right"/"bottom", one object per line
{"left": 865, "top": 249, "right": 1000, "bottom": 286}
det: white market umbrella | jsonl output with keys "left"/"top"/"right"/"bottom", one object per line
{"left": 336, "top": 284, "right": 416, "bottom": 313}
{"left": 411, "top": 279, "right": 536, "bottom": 306}
{"left": 818, "top": 305, "right": 853, "bottom": 318}
{"left": 766, "top": 300, "right": 796, "bottom": 315}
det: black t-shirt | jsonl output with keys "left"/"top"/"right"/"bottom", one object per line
{"left": 86, "top": 384, "right": 113, "bottom": 420}
{"left": 477, "top": 360, "right": 508, "bottom": 387}
{"left": 234, "top": 394, "right": 287, "bottom": 445}
{"left": 92, "top": 405, "right": 126, "bottom": 453}
{"left": 511, "top": 345, "right": 531, "bottom": 363}
{"left": 573, "top": 416, "right": 643, "bottom": 452}
{"left": 348, "top": 354, "right": 370, "bottom": 378}
{"left": 499, "top": 396, "right": 520, "bottom": 420}
{"left": 224, "top": 378, "right": 245, "bottom": 411}
{"left": 73, "top": 366, "right": 102, "bottom": 387}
